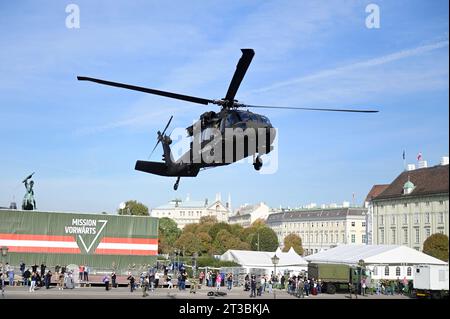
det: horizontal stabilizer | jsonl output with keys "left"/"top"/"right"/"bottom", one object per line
{"left": 135, "top": 161, "right": 170, "bottom": 176}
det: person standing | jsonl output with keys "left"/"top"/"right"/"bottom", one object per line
{"left": 111, "top": 272, "right": 117, "bottom": 288}
{"left": 199, "top": 271, "right": 205, "bottom": 285}
{"left": 0, "top": 267, "right": 5, "bottom": 294}
{"left": 154, "top": 272, "right": 160, "bottom": 289}
{"left": 58, "top": 271, "right": 64, "bottom": 290}
{"left": 250, "top": 275, "right": 256, "bottom": 298}
{"left": 23, "top": 268, "right": 31, "bottom": 287}
{"left": 361, "top": 277, "right": 367, "bottom": 296}
{"left": 29, "top": 272, "right": 37, "bottom": 292}
{"left": 45, "top": 270, "right": 52, "bottom": 289}
{"left": 79, "top": 265, "right": 84, "bottom": 281}
{"left": 142, "top": 275, "right": 149, "bottom": 297}
{"left": 127, "top": 273, "right": 135, "bottom": 292}
{"left": 298, "top": 278, "right": 305, "bottom": 298}
{"left": 226, "top": 273, "right": 233, "bottom": 291}
{"left": 215, "top": 272, "right": 222, "bottom": 291}
{"left": 102, "top": 274, "right": 110, "bottom": 291}
{"left": 8, "top": 265, "right": 14, "bottom": 287}
{"left": 19, "top": 261, "right": 25, "bottom": 276}
{"left": 84, "top": 265, "right": 89, "bottom": 282}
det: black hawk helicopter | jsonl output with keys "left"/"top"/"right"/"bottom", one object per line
{"left": 78, "top": 49, "right": 377, "bottom": 190}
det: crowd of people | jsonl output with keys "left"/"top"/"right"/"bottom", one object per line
{"left": 0, "top": 261, "right": 89, "bottom": 292}
{"left": 1, "top": 261, "right": 415, "bottom": 298}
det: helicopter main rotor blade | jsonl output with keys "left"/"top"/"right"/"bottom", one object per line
{"left": 77, "top": 76, "right": 214, "bottom": 105}
{"left": 224, "top": 49, "right": 255, "bottom": 104}
{"left": 242, "top": 104, "right": 379, "bottom": 113}
{"left": 161, "top": 115, "right": 173, "bottom": 136}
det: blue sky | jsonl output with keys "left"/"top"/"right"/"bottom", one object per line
{"left": 0, "top": 0, "right": 448, "bottom": 213}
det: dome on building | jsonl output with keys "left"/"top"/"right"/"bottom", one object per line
{"left": 403, "top": 179, "right": 415, "bottom": 194}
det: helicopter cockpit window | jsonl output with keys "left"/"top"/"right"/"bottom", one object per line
{"left": 225, "top": 113, "right": 240, "bottom": 127}
{"left": 237, "top": 111, "right": 250, "bottom": 122}
{"left": 260, "top": 115, "right": 271, "bottom": 125}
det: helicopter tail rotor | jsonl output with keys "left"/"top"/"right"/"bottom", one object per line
{"left": 148, "top": 116, "right": 173, "bottom": 159}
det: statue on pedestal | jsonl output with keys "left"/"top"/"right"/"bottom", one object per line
{"left": 22, "top": 172, "right": 36, "bottom": 210}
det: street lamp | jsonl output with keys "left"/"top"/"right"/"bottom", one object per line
{"left": 191, "top": 252, "right": 198, "bottom": 278}
{"left": 271, "top": 254, "right": 280, "bottom": 299}
{"left": 191, "top": 252, "right": 198, "bottom": 290}
{"left": 1, "top": 246, "right": 8, "bottom": 264}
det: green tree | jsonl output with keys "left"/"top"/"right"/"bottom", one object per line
{"left": 250, "top": 227, "right": 278, "bottom": 251}
{"left": 208, "top": 222, "right": 232, "bottom": 240}
{"left": 282, "top": 233, "right": 304, "bottom": 255}
{"left": 117, "top": 200, "right": 149, "bottom": 216}
{"left": 197, "top": 232, "right": 213, "bottom": 255}
{"left": 212, "top": 229, "right": 247, "bottom": 255}
{"left": 174, "top": 232, "right": 200, "bottom": 256}
{"left": 423, "top": 233, "right": 449, "bottom": 262}
{"left": 182, "top": 223, "right": 198, "bottom": 234}
{"left": 158, "top": 217, "right": 181, "bottom": 254}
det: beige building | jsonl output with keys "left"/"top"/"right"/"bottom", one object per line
{"left": 151, "top": 194, "right": 231, "bottom": 229}
{"left": 228, "top": 202, "right": 271, "bottom": 227}
{"left": 371, "top": 163, "right": 449, "bottom": 251}
{"left": 266, "top": 207, "right": 367, "bottom": 256}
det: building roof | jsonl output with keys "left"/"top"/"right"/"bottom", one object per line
{"left": 266, "top": 208, "right": 366, "bottom": 223}
{"left": 220, "top": 247, "right": 308, "bottom": 267}
{"left": 365, "top": 184, "right": 390, "bottom": 202}
{"left": 305, "top": 244, "right": 447, "bottom": 266}
{"left": 155, "top": 200, "right": 207, "bottom": 209}
{"left": 374, "top": 165, "right": 449, "bottom": 200}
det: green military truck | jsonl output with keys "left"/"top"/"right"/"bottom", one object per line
{"left": 308, "top": 263, "right": 369, "bottom": 294}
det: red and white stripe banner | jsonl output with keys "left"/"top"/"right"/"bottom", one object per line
{"left": 0, "top": 234, "right": 158, "bottom": 256}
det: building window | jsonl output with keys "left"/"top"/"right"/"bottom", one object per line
{"left": 362, "top": 234, "right": 366, "bottom": 244}
{"left": 403, "top": 214, "right": 408, "bottom": 224}
{"left": 351, "top": 234, "right": 355, "bottom": 243}
{"left": 415, "top": 228, "right": 420, "bottom": 244}
{"left": 415, "top": 202, "right": 419, "bottom": 207}
{"left": 404, "top": 229, "right": 408, "bottom": 243}
{"left": 392, "top": 229, "right": 396, "bottom": 243}
{"left": 380, "top": 216, "right": 384, "bottom": 226}
{"left": 438, "top": 212, "right": 444, "bottom": 224}
{"left": 404, "top": 203, "right": 407, "bottom": 207}
{"left": 342, "top": 233, "right": 345, "bottom": 243}
{"left": 439, "top": 200, "right": 444, "bottom": 205}
{"left": 407, "top": 267, "right": 412, "bottom": 276}
{"left": 426, "top": 201, "right": 430, "bottom": 206}
{"left": 351, "top": 221, "right": 355, "bottom": 227}
{"left": 414, "top": 213, "right": 419, "bottom": 224}
{"left": 391, "top": 215, "right": 396, "bottom": 225}
{"left": 362, "top": 222, "right": 366, "bottom": 227}
{"left": 396, "top": 267, "right": 401, "bottom": 276}
{"left": 425, "top": 228, "right": 431, "bottom": 238}
{"left": 330, "top": 233, "right": 334, "bottom": 243}
{"left": 425, "top": 212, "right": 430, "bottom": 224}
{"left": 380, "top": 229, "right": 385, "bottom": 244}
{"left": 373, "top": 266, "right": 378, "bottom": 276}
{"left": 385, "top": 266, "right": 390, "bottom": 276}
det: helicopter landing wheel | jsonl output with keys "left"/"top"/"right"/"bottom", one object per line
{"left": 253, "top": 156, "right": 263, "bottom": 171}
{"left": 174, "top": 176, "right": 180, "bottom": 190}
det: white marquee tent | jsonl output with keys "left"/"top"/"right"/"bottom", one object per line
{"left": 305, "top": 245, "right": 447, "bottom": 280}
{"left": 220, "top": 247, "right": 308, "bottom": 276}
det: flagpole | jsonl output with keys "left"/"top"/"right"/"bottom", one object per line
{"left": 403, "top": 150, "right": 406, "bottom": 171}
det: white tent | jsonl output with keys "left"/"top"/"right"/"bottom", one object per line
{"left": 305, "top": 245, "right": 447, "bottom": 280}
{"left": 220, "top": 247, "right": 308, "bottom": 275}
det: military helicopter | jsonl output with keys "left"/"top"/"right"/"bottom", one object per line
{"left": 78, "top": 49, "right": 378, "bottom": 190}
